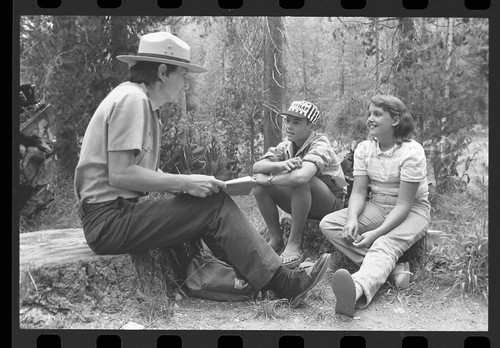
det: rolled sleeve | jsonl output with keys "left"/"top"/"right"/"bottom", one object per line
{"left": 262, "top": 142, "right": 287, "bottom": 161}
{"left": 400, "top": 143, "right": 427, "bottom": 182}
{"left": 302, "top": 138, "right": 334, "bottom": 172}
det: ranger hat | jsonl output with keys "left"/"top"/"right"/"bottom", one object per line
{"left": 117, "top": 32, "right": 207, "bottom": 73}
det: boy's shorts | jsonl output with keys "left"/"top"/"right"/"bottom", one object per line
{"left": 319, "top": 175, "right": 346, "bottom": 208}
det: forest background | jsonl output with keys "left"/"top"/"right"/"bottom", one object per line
{"left": 17, "top": 16, "right": 488, "bottom": 299}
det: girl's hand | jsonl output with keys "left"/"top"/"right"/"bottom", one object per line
{"left": 281, "top": 157, "right": 302, "bottom": 172}
{"left": 353, "top": 231, "right": 378, "bottom": 249}
{"left": 342, "top": 218, "right": 359, "bottom": 242}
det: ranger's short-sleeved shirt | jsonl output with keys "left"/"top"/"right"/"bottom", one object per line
{"left": 353, "top": 139, "right": 429, "bottom": 199}
{"left": 74, "top": 82, "right": 161, "bottom": 204}
{"left": 261, "top": 132, "right": 347, "bottom": 192}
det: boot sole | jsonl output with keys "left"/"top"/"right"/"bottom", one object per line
{"left": 290, "top": 253, "right": 331, "bottom": 307}
{"left": 331, "top": 269, "right": 356, "bottom": 318}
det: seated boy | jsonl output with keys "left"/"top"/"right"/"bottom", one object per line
{"left": 253, "top": 101, "right": 347, "bottom": 268}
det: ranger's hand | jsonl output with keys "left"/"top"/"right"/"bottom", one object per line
{"left": 184, "top": 175, "right": 226, "bottom": 198}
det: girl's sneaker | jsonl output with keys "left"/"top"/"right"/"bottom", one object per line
{"left": 388, "top": 262, "right": 411, "bottom": 289}
{"left": 331, "top": 268, "right": 356, "bottom": 318}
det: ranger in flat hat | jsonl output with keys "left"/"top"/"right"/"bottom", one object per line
{"left": 253, "top": 100, "right": 348, "bottom": 269}
{"left": 74, "top": 32, "right": 331, "bottom": 307}
{"left": 116, "top": 32, "right": 207, "bottom": 73}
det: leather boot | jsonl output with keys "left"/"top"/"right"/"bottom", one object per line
{"left": 264, "top": 253, "right": 331, "bottom": 307}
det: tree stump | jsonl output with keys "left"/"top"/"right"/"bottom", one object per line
{"left": 19, "top": 229, "right": 141, "bottom": 326}
{"left": 19, "top": 228, "right": 201, "bottom": 327}
{"left": 278, "top": 216, "right": 427, "bottom": 272}
{"left": 128, "top": 238, "right": 202, "bottom": 298}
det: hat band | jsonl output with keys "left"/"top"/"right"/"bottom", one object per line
{"left": 137, "top": 52, "right": 190, "bottom": 64}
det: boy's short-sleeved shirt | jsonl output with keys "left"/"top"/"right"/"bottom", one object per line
{"left": 353, "top": 139, "right": 429, "bottom": 198}
{"left": 261, "top": 132, "right": 347, "bottom": 192}
{"left": 74, "top": 82, "right": 161, "bottom": 204}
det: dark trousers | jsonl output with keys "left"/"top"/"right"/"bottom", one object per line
{"left": 80, "top": 192, "right": 281, "bottom": 289}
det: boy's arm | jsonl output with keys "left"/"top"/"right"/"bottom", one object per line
{"left": 254, "top": 161, "right": 318, "bottom": 187}
{"left": 253, "top": 157, "right": 302, "bottom": 174}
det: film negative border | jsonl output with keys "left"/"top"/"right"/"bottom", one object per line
{"left": 12, "top": 0, "right": 498, "bottom": 347}
{"left": 29, "top": 0, "right": 494, "bottom": 11}
{"left": 10, "top": 0, "right": 496, "bottom": 15}
{"left": 20, "top": 331, "right": 495, "bottom": 347}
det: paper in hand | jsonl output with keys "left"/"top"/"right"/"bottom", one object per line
{"left": 223, "top": 176, "right": 256, "bottom": 196}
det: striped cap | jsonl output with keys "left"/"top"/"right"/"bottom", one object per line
{"left": 281, "top": 101, "right": 321, "bottom": 124}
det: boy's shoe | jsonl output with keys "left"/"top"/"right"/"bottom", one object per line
{"left": 388, "top": 262, "right": 411, "bottom": 289}
{"left": 267, "top": 253, "right": 331, "bottom": 307}
{"left": 331, "top": 268, "right": 356, "bottom": 318}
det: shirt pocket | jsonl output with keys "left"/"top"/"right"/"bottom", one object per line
{"left": 136, "top": 132, "right": 153, "bottom": 165}
{"left": 142, "top": 131, "right": 154, "bottom": 152}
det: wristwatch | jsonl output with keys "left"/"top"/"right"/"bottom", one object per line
{"left": 267, "top": 173, "right": 274, "bottom": 186}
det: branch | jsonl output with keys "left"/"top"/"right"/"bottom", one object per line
{"left": 273, "top": 52, "right": 282, "bottom": 76}
{"left": 260, "top": 100, "right": 281, "bottom": 115}
{"left": 243, "top": 46, "right": 262, "bottom": 65}
{"left": 265, "top": 17, "right": 283, "bottom": 54}
{"left": 338, "top": 17, "right": 398, "bottom": 28}
{"left": 272, "top": 70, "right": 285, "bottom": 88}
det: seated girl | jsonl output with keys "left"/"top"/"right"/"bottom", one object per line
{"left": 253, "top": 100, "right": 347, "bottom": 268}
{"left": 319, "top": 95, "right": 431, "bottom": 317}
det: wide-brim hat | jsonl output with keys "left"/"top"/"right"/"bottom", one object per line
{"left": 117, "top": 32, "right": 207, "bottom": 73}
{"left": 280, "top": 100, "right": 321, "bottom": 124}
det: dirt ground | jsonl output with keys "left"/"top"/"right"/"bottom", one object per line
{"left": 35, "top": 266, "right": 486, "bottom": 332}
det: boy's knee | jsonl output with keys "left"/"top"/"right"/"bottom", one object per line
{"left": 290, "top": 181, "right": 310, "bottom": 192}
{"left": 253, "top": 183, "right": 275, "bottom": 198}
{"left": 252, "top": 183, "right": 266, "bottom": 197}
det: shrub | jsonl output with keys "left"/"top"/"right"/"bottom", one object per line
{"left": 425, "top": 189, "right": 488, "bottom": 300}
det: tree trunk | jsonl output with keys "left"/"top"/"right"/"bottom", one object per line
{"left": 339, "top": 38, "right": 345, "bottom": 98}
{"left": 444, "top": 18, "right": 454, "bottom": 99}
{"left": 249, "top": 108, "right": 256, "bottom": 164}
{"left": 374, "top": 20, "right": 380, "bottom": 85}
{"left": 109, "top": 16, "right": 129, "bottom": 82}
{"left": 396, "top": 18, "right": 417, "bottom": 72}
{"left": 263, "top": 17, "right": 284, "bottom": 151}
{"left": 300, "top": 30, "right": 308, "bottom": 99}
{"left": 48, "top": 17, "right": 80, "bottom": 174}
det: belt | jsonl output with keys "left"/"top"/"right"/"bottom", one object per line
{"left": 78, "top": 197, "right": 139, "bottom": 218}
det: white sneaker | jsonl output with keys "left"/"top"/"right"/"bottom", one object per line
{"left": 388, "top": 262, "right": 412, "bottom": 289}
